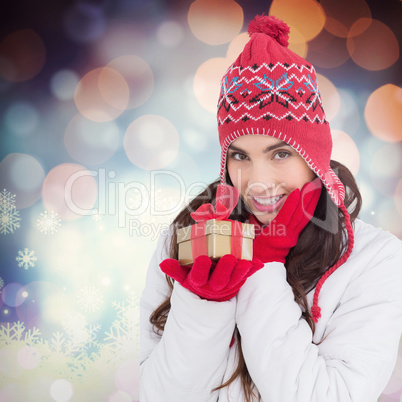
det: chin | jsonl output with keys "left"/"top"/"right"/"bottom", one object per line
{"left": 252, "top": 212, "right": 277, "bottom": 225}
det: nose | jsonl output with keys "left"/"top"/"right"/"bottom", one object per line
{"left": 247, "top": 162, "right": 280, "bottom": 195}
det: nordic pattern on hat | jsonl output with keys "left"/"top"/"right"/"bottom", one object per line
{"left": 218, "top": 62, "right": 327, "bottom": 126}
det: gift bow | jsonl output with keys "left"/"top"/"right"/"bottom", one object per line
{"left": 190, "top": 185, "right": 240, "bottom": 222}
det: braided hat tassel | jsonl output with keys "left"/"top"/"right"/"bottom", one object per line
{"left": 311, "top": 203, "right": 355, "bottom": 323}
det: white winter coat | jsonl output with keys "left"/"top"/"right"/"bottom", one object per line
{"left": 140, "top": 219, "right": 402, "bottom": 401}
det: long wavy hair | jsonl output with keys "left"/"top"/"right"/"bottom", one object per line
{"left": 149, "top": 160, "right": 362, "bottom": 401}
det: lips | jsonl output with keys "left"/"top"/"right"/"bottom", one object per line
{"left": 251, "top": 194, "right": 286, "bottom": 213}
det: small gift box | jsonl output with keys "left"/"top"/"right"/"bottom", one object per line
{"left": 176, "top": 185, "right": 255, "bottom": 265}
{"left": 177, "top": 219, "right": 254, "bottom": 265}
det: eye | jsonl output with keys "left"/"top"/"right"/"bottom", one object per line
{"left": 229, "top": 152, "right": 248, "bottom": 161}
{"left": 274, "top": 150, "right": 291, "bottom": 160}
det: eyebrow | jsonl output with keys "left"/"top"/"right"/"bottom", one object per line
{"left": 228, "top": 140, "right": 289, "bottom": 154}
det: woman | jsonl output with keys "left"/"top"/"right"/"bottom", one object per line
{"left": 140, "top": 15, "right": 402, "bottom": 401}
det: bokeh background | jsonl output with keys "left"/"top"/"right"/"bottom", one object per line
{"left": 0, "top": 0, "right": 401, "bottom": 401}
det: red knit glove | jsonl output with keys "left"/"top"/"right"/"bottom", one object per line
{"left": 160, "top": 254, "right": 264, "bottom": 302}
{"left": 252, "top": 178, "right": 322, "bottom": 263}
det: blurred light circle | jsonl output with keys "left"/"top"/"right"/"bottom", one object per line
{"left": 114, "top": 360, "right": 139, "bottom": 400}
{"left": 63, "top": 3, "right": 106, "bottom": 43}
{"left": 17, "top": 377, "right": 54, "bottom": 401}
{"left": 184, "top": 91, "right": 218, "bottom": 135}
{"left": 100, "top": 231, "right": 139, "bottom": 268}
{"left": 287, "top": 25, "right": 308, "bottom": 58}
{"left": 108, "top": 390, "right": 132, "bottom": 402}
{"left": 157, "top": 21, "right": 184, "bottom": 47}
{"left": 307, "top": 29, "right": 349, "bottom": 69}
{"left": 316, "top": 73, "right": 340, "bottom": 122}
{"left": 395, "top": 180, "right": 402, "bottom": 218}
{"left": 16, "top": 281, "right": 64, "bottom": 331}
{"left": 102, "top": 277, "right": 111, "bottom": 286}
{"left": 4, "top": 102, "right": 40, "bottom": 136}
{"left": 358, "top": 180, "right": 375, "bottom": 212}
{"left": 124, "top": 115, "right": 179, "bottom": 170}
{"left": 371, "top": 143, "right": 402, "bottom": 177}
{"left": 269, "top": 0, "right": 326, "bottom": 41}
{"left": 166, "top": 152, "right": 201, "bottom": 186}
{"left": 50, "top": 69, "right": 80, "bottom": 101}
{"left": 376, "top": 200, "right": 402, "bottom": 239}
{"left": 106, "top": 55, "right": 154, "bottom": 109}
{"left": 0, "top": 349, "right": 24, "bottom": 379}
{"left": 17, "top": 346, "right": 41, "bottom": 370}
{"left": 331, "top": 130, "right": 360, "bottom": 175}
{"left": 320, "top": 0, "right": 371, "bottom": 38}
{"left": 330, "top": 89, "right": 360, "bottom": 135}
{"left": 95, "top": 23, "right": 147, "bottom": 64}
{"left": 188, "top": 0, "right": 243, "bottom": 45}
{"left": 1, "top": 283, "right": 25, "bottom": 307}
{"left": 0, "top": 29, "right": 46, "bottom": 82}
{"left": 347, "top": 19, "right": 399, "bottom": 71}
{"left": 0, "top": 384, "right": 21, "bottom": 400}
{"left": 49, "top": 379, "right": 74, "bottom": 402}
{"left": 42, "top": 163, "right": 97, "bottom": 220}
{"left": 226, "top": 32, "right": 249, "bottom": 62}
{"left": 64, "top": 114, "right": 119, "bottom": 165}
{"left": 364, "top": 84, "right": 402, "bottom": 143}
{"left": 370, "top": 143, "right": 402, "bottom": 197}
{"left": 30, "top": 227, "right": 95, "bottom": 284}
{"left": 74, "top": 67, "right": 129, "bottom": 122}
{"left": 0, "top": 153, "right": 45, "bottom": 209}
{"left": 7, "top": 154, "right": 44, "bottom": 191}
{"left": 183, "top": 129, "right": 209, "bottom": 152}
{"left": 193, "top": 57, "right": 232, "bottom": 113}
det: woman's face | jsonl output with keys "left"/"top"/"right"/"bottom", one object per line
{"left": 227, "top": 135, "right": 315, "bottom": 225}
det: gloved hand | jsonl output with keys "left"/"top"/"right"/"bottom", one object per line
{"left": 160, "top": 254, "right": 264, "bottom": 302}
{"left": 252, "top": 178, "right": 322, "bottom": 263}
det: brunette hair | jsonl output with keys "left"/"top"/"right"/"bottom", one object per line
{"left": 149, "top": 160, "right": 362, "bottom": 401}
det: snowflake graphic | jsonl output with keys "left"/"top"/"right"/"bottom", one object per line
{"left": 104, "top": 291, "right": 140, "bottom": 358}
{"left": 0, "top": 321, "right": 41, "bottom": 347}
{"left": 16, "top": 248, "right": 38, "bottom": 270}
{"left": 37, "top": 210, "right": 61, "bottom": 235}
{"left": 218, "top": 76, "right": 243, "bottom": 113}
{"left": 251, "top": 73, "right": 296, "bottom": 109}
{"left": 0, "top": 188, "right": 16, "bottom": 209}
{"left": 62, "top": 312, "right": 89, "bottom": 351}
{"left": 0, "top": 292, "right": 142, "bottom": 398}
{"left": 0, "top": 276, "right": 4, "bottom": 292}
{"left": 92, "top": 212, "right": 102, "bottom": 221}
{"left": 77, "top": 286, "right": 104, "bottom": 313}
{"left": 86, "top": 324, "right": 101, "bottom": 349}
{"left": 0, "top": 189, "right": 21, "bottom": 235}
{"left": 304, "top": 74, "right": 324, "bottom": 112}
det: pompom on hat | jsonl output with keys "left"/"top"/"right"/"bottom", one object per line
{"left": 217, "top": 15, "right": 354, "bottom": 323}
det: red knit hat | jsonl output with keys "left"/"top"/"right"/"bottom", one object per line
{"left": 217, "top": 15, "right": 354, "bottom": 323}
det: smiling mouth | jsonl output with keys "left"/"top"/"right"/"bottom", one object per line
{"left": 250, "top": 194, "right": 286, "bottom": 213}
{"left": 252, "top": 195, "right": 284, "bottom": 205}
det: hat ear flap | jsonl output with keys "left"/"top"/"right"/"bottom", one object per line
{"left": 321, "top": 169, "right": 345, "bottom": 207}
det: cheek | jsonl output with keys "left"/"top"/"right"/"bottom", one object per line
{"left": 291, "top": 161, "right": 315, "bottom": 188}
{"left": 227, "top": 162, "right": 244, "bottom": 190}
